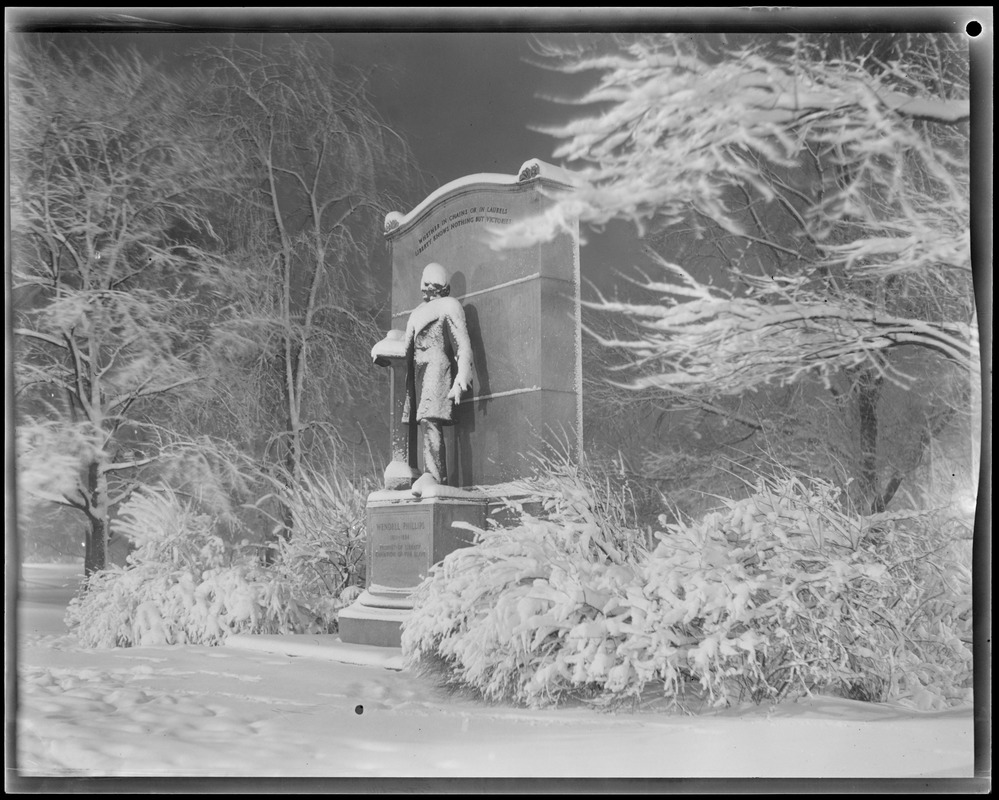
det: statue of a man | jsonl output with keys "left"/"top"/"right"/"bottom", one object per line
{"left": 402, "top": 262, "right": 473, "bottom": 488}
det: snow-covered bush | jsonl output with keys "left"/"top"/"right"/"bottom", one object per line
{"left": 640, "top": 478, "right": 970, "bottom": 709}
{"left": 860, "top": 506, "right": 973, "bottom": 710}
{"left": 402, "top": 456, "right": 647, "bottom": 705}
{"left": 67, "top": 486, "right": 318, "bottom": 647}
{"left": 262, "top": 468, "right": 370, "bottom": 632}
{"left": 512, "top": 451, "right": 654, "bottom": 561}
{"left": 403, "top": 473, "right": 972, "bottom": 711}
{"left": 402, "top": 515, "right": 640, "bottom": 706}
{"left": 68, "top": 558, "right": 312, "bottom": 648}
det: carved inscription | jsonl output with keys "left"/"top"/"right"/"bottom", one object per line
{"left": 372, "top": 518, "right": 428, "bottom": 558}
{"left": 369, "top": 509, "right": 431, "bottom": 589}
{"left": 415, "top": 205, "right": 511, "bottom": 257}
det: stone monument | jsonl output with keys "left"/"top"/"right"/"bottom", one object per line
{"left": 338, "top": 158, "right": 581, "bottom": 647}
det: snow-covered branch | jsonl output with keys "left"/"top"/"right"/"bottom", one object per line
{"left": 500, "top": 36, "right": 970, "bottom": 290}
{"left": 14, "top": 327, "right": 69, "bottom": 350}
{"left": 103, "top": 454, "right": 159, "bottom": 473}
{"left": 106, "top": 375, "right": 203, "bottom": 413}
{"left": 589, "top": 253, "right": 978, "bottom": 397}
{"left": 514, "top": 33, "right": 975, "bottom": 460}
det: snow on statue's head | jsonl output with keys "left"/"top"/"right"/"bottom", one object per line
{"left": 420, "top": 262, "right": 451, "bottom": 302}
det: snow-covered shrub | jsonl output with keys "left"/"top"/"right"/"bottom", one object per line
{"left": 663, "top": 483, "right": 973, "bottom": 710}
{"left": 262, "top": 468, "right": 370, "bottom": 632}
{"left": 514, "top": 451, "right": 654, "bottom": 562}
{"left": 66, "top": 486, "right": 316, "bottom": 647}
{"left": 860, "top": 506, "right": 973, "bottom": 710}
{"left": 641, "top": 477, "right": 899, "bottom": 707}
{"left": 402, "top": 512, "right": 642, "bottom": 706}
{"left": 68, "top": 559, "right": 311, "bottom": 647}
{"left": 403, "top": 473, "right": 973, "bottom": 710}
{"left": 402, "top": 456, "right": 650, "bottom": 706}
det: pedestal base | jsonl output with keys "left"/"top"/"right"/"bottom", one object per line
{"left": 338, "top": 492, "right": 486, "bottom": 647}
{"left": 337, "top": 594, "right": 412, "bottom": 648}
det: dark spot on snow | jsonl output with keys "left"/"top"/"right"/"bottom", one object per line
{"left": 354, "top": 704, "right": 363, "bottom": 715}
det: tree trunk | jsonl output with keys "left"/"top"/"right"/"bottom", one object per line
{"left": 870, "top": 473, "right": 904, "bottom": 514}
{"left": 84, "top": 515, "right": 109, "bottom": 577}
{"left": 855, "top": 368, "right": 884, "bottom": 512}
{"left": 869, "top": 404, "right": 960, "bottom": 514}
{"left": 84, "top": 459, "right": 110, "bottom": 576}
{"left": 275, "top": 337, "right": 304, "bottom": 547}
{"left": 280, "top": 436, "right": 297, "bottom": 540}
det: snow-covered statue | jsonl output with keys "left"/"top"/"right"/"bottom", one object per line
{"left": 374, "top": 262, "right": 472, "bottom": 495}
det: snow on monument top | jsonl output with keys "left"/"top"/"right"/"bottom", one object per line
{"left": 383, "top": 158, "right": 577, "bottom": 236}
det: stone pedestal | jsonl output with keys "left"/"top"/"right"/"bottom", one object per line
{"left": 338, "top": 491, "right": 486, "bottom": 647}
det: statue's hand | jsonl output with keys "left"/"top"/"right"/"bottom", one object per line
{"left": 447, "top": 375, "right": 470, "bottom": 403}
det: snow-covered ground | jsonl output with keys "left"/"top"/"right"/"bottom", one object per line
{"left": 11, "top": 562, "right": 979, "bottom": 781}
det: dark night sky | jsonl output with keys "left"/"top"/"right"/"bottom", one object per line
{"left": 329, "top": 32, "right": 570, "bottom": 186}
